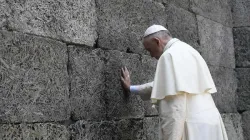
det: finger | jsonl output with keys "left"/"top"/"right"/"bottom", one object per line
{"left": 124, "top": 66, "right": 128, "bottom": 75}
{"left": 125, "top": 66, "right": 128, "bottom": 71}
{"left": 122, "top": 68, "right": 127, "bottom": 78}
{"left": 121, "top": 76, "right": 125, "bottom": 82}
{"left": 125, "top": 66, "right": 128, "bottom": 73}
{"left": 121, "top": 68, "right": 125, "bottom": 77}
{"left": 126, "top": 67, "right": 131, "bottom": 77}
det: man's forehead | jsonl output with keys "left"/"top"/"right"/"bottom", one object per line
{"left": 142, "top": 37, "right": 153, "bottom": 47}
{"left": 142, "top": 37, "right": 149, "bottom": 44}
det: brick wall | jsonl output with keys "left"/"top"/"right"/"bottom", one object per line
{"left": 0, "top": 0, "right": 247, "bottom": 139}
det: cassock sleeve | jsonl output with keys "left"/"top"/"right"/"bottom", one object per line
{"left": 130, "top": 82, "right": 153, "bottom": 101}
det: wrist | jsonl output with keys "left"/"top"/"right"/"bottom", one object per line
{"left": 130, "top": 85, "right": 139, "bottom": 93}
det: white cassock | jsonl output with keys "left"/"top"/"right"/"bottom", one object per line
{"left": 130, "top": 38, "right": 228, "bottom": 140}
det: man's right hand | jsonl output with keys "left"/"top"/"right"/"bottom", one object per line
{"left": 121, "top": 66, "right": 131, "bottom": 93}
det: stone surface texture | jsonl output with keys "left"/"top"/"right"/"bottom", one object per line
{"left": 0, "top": 0, "right": 97, "bottom": 46}
{"left": 105, "top": 50, "right": 145, "bottom": 119}
{"left": 231, "top": 0, "right": 250, "bottom": 27}
{"left": 70, "top": 119, "right": 144, "bottom": 140}
{"left": 197, "top": 15, "right": 235, "bottom": 68}
{"left": 232, "top": 0, "right": 250, "bottom": 139}
{"left": 236, "top": 68, "right": 250, "bottom": 111}
{"left": 165, "top": 4, "right": 200, "bottom": 51}
{"left": 155, "top": 0, "right": 190, "bottom": 10}
{"left": 96, "top": 0, "right": 166, "bottom": 54}
{"left": 70, "top": 117, "right": 160, "bottom": 140}
{"left": 0, "top": 30, "right": 69, "bottom": 123}
{"left": 222, "top": 113, "right": 244, "bottom": 140}
{"left": 69, "top": 46, "right": 106, "bottom": 121}
{"left": 209, "top": 65, "right": 237, "bottom": 113}
{"left": 0, "top": 123, "right": 70, "bottom": 140}
{"left": 0, "top": 0, "right": 248, "bottom": 139}
{"left": 191, "top": 0, "right": 232, "bottom": 27}
{"left": 234, "top": 27, "right": 250, "bottom": 68}
{"left": 242, "top": 111, "right": 250, "bottom": 140}
{"left": 143, "top": 117, "right": 160, "bottom": 140}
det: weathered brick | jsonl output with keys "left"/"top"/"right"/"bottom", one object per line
{"left": 140, "top": 55, "right": 157, "bottom": 84}
{"left": 141, "top": 55, "right": 158, "bottom": 116}
{"left": 105, "top": 50, "right": 145, "bottom": 119}
{"left": 231, "top": 0, "right": 250, "bottom": 27}
{"left": 97, "top": 0, "right": 199, "bottom": 54}
{"left": 234, "top": 27, "right": 250, "bottom": 68}
{"left": 69, "top": 46, "right": 106, "bottom": 121}
{"left": 165, "top": 4, "right": 200, "bottom": 51}
{"left": 70, "top": 120, "right": 113, "bottom": 140}
{"left": 114, "top": 119, "right": 144, "bottom": 140}
{"left": 96, "top": 0, "right": 166, "bottom": 54}
{"left": 70, "top": 119, "right": 144, "bottom": 140}
{"left": 0, "top": 30, "right": 69, "bottom": 123}
{"left": 222, "top": 113, "right": 244, "bottom": 140}
{"left": 242, "top": 111, "right": 250, "bottom": 140}
{"left": 143, "top": 100, "right": 159, "bottom": 117}
{"left": 154, "top": 0, "right": 190, "bottom": 10}
{"left": 236, "top": 68, "right": 250, "bottom": 111}
{"left": 143, "top": 117, "right": 160, "bottom": 140}
{"left": 0, "top": 0, "right": 97, "bottom": 46}
{"left": 209, "top": 65, "right": 237, "bottom": 113}
{"left": 0, "top": 123, "right": 69, "bottom": 140}
{"left": 105, "top": 50, "right": 159, "bottom": 119}
{"left": 197, "top": 16, "right": 235, "bottom": 68}
{"left": 191, "top": 0, "right": 232, "bottom": 27}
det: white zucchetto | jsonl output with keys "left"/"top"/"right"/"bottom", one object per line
{"left": 143, "top": 25, "right": 168, "bottom": 37}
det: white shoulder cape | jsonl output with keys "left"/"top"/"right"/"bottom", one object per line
{"left": 151, "top": 38, "right": 217, "bottom": 103}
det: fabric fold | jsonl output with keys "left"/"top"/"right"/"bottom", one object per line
{"left": 151, "top": 39, "right": 217, "bottom": 103}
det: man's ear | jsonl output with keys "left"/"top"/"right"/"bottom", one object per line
{"left": 153, "top": 37, "right": 160, "bottom": 46}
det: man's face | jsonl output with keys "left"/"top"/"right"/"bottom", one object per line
{"left": 143, "top": 37, "right": 163, "bottom": 59}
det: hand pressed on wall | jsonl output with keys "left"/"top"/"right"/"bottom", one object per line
{"left": 120, "top": 66, "right": 131, "bottom": 94}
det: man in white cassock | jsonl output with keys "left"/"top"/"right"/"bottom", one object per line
{"left": 121, "top": 25, "right": 228, "bottom": 140}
